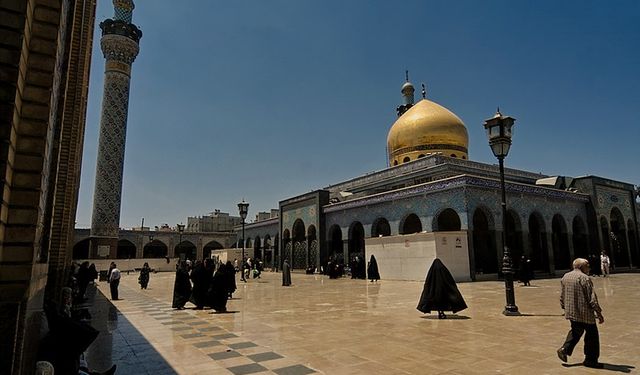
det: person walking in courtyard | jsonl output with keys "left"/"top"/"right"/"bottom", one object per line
{"left": 191, "top": 259, "right": 213, "bottom": 309}
{"left": 557, "top": 258, "right": 604, "bottom": 369}
{"left": 172, "top": 261, "right": 192, "bottom": 309}
{"left": 518, "top": 255, "right": 533, "bottom": 286}
{"left": 138, "top": 262, "right": 151, "bottom": 289}
{"left": 417, "top": 259, "right": 467, "bottom": 319}
{"left": 600, "top": 252, "right": 610, "bottom": 277}
{"left": 282, "top": 259, "right": 292, "bottom": 286}
{"left": 224, "top": 261, "right": 237, "bottom": 299}
{"left": 108, "top": 263, "right": 121, "bottom": 300}
{"left": 367, "top": 254, "right": 380, "bottom": 282}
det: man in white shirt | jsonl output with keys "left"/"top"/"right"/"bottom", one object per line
{"left": 109, "top": 263, "right": 121, "bottom": 300}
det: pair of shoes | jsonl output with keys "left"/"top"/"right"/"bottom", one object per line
{"left": 556, "top": 348, "right": 567, "bottom": 363}
{"left": 583, "top": 361, "right": 604, "bottom": 369}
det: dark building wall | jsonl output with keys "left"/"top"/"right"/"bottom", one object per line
{"left": 0, "top": 0, "right": 95, "bottom": 373}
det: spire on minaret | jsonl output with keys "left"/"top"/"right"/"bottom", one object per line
{"left": 397, "top": 71, "right": 415, "bottom": 117}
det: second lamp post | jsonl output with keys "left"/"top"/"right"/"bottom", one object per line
{"left": 238, "top": 200, "right": 249, "bottom": 282}
{"left": 484, "top": 109, "right": 520, "bottom": 316}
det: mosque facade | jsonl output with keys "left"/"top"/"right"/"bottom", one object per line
{"left": 239, "top": 77, "right": 640, "bottom": 279}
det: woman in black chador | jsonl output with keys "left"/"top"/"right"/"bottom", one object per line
{"left": 190, "top": 260, "right": 214, "bottom": 309}
{"left": 518, "top": 256, "right": 533, "bottom": 286}
{"left": 172, "top": 261, "right": 192, "bottom": 309}
{"left": 417, "top": 258, "right": 467, "bottom": 319}
{"left": 207, "top": 262, "right": 229, "bottom": 312}
{"left": 224, "top": 261, "right": 237, "bottom": 299}
{"left": 367, "top": 254, "right": 380, "bottom": 282}
{"left": 139, "top": 262, "right": 151, "bottom": 289}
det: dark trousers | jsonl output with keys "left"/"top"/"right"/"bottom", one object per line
{"left": 562, "top": 320, "right": 599, "bottom": 362}
{"left": 110, "top": 279, "right": 120, "bottom": 300}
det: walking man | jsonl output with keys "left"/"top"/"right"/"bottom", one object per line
{"left": 109, "top": 263, "right": 121, "bottom": 300}
{"left": 557, "top": 258, "right": 604, "bottom": 369}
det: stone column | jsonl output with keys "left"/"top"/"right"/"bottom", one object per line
{"left": 90, "top": 0, "right": 142, "bottom": 258}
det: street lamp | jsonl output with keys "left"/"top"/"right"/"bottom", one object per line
{"left": 176, "top": 223, "right": 185, "bottom": 260}
{"left": 238, "top": 200, "right": 249, "bottom": 282}
{"left": 484, "top": 109, "right": 519, "bottom": 316}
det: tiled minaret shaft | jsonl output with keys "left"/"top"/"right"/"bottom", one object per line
{"left": 90, "top": 0, "right": 142, "bottom": 255}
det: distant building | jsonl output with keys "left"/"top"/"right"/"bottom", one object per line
{"left": 187, "top": 209, "right": 242, "bottom": 232}
{"left": 256, "top": 209, "right": 279, "bottom": 222}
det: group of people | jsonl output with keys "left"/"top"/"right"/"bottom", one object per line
{"left": 172, "top": 259, "right": 237, "bottom": 312}
{"left": 324, "top": 254, "right": 380, "bottom": 282}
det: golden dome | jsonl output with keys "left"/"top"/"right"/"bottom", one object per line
{"left": 387, "top": 98, "right": 468, "bottom": 166}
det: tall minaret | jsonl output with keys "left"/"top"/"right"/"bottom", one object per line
{"left": 90, "top": 0, "right": 142, "bottom": 258}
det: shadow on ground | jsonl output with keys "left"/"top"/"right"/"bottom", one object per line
{"left": 84, "top": 286, "right": 176, "bottom": 374}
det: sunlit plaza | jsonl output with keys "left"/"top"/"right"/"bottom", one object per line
{"left": 84, "top": 271, "right": 639, "bottom": 374}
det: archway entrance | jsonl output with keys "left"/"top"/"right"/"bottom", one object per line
{"left": 292, "top": 220, "right": 306, "bottom": 269}
{"left": 308, "top": 225, "right": 318, "bottom": 270}
{"left": 203, "top": 240, "right": 223, "bottom": 260}
{"left": 610, "top": 208, "right": 629, "bottom": 267}
{"left": 529, "top": 213, "right": 549, "bottom": 273}
{"left": 401, "top": 214, "right": 422, "bottom": 234}
{"left": 73, "top": 239, "right": 90, "bottom": 259}
{"left": 472, "top": 208, "right": 497, "bottom": 274}
{"left": 506, "top": 210, "right": 523, "bottom": 266}
{"left": 328, "top": 225, "right": 343, "bottom": 266}
{"left": 552, "top": 215, "right": 570, "bottom": 270}
{"left": 253, "top": 235, "right": 262, "bottom": 261}
{"left": 175, "top": 241, "right": 196, "bottom": 261}
{"left": 117, "top": 239, "right": 136, "bottom": 259}
{"left": 435, "top": 209, "right": 461, "bottom": 231}
{"left": 628, "top": 220, "right": 638, "bottom": 267}
{"left": 572, "top": 216, "right": 589, "bottom": 259}
{"left": 143, "top": 240, "right": 168, "bottom": 258}
{"left": 263, "top": 235, "right": 273, "bottom": 267}
{"left": 372, "top": 218, "right": 391, "bottom": 237}
{"left": 348, "top": 221, "right": 365, "bottom": 260}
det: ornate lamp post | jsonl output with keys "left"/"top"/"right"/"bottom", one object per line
{"left": 484, "top": 109, "right": 519, "bottom": 316}
{"left": 238, "top": 200, "right": 249, "bottom": 282}
{"left": 176, "top": 223, "right": 185, "bottom": 260}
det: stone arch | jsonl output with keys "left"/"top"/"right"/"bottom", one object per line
{"left": 528, "top": 212, "right": 549, "bottom": 273}
{"left": 434, "top": 208, "right": 461, "bottom": 231}
{"left": 203, "top": 240, "right": 223, "bottom": 260}
{"left": 117, "top": 239, "right": 137, "bottom": 259}
{"left": 610, "top": 207, "right": 629, "bottom": 267}
{"left": 292, "top": 219, "right": 306, "bottom": 269}
{"left": 600, "top": 216, "right": 611, "bottom": 255}
{"left": 572, "top": 216, "right": 589, "bottom": 259}
{"left": 628, "top": 219, "right": 639, "bottom": 267}
{"left": 282, "top": 229, "right": 291, "bottom": 268}
{"left": 254, "top": 235, "right": 262, "bottom": 260}
{"left": 552, "top": 214, "right": 571, "bottom": 270}
{"left": 263, "top": 234, "right": 273, "bottom": 267}
{"left": 400, "top": 213, "right": 422, "bottom": 234}
{"left": 245, "top": 238, "right": 252, "bottom": 249}
{"left": 175, "top": 240, "right": 197, "bottom": 261}
{"left": 308, "top": 224, "right": 318, "bottom": 269}
{"left": 506, "top": 209, "right": 523, "bottom": 262}
{"left": 472, "top": 207, "right": 497, "bottom": 274}
{"left": 371, "top": 217, "right": 391, "bottom": 237}
{"left": 328, "top": 224, "right": 344, "bottom": 264}
{"left": 143, "top": 239, "right": 168, "bottom": 258}
{"left": 348, "top": 221, "right": 365, "bottom": 260}
{"left": 403, "top": 156, "right": 410, "bottom": 163}
{"left": 72, "top": 239, "right": 90, "bottom": 259}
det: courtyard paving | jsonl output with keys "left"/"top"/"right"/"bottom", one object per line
{"left": 85, "top": 270, "right": 639, "bottom": 374}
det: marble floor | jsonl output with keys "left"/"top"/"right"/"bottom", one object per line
{"left": 84, "top": 271, "right": 639, "bottom": 374}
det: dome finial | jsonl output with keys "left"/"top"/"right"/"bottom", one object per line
{"left": 405, "top": 70, "right": 409, "bottom": 82}
{"left": 421, "top": 83, "right": 426, "bottom": 99}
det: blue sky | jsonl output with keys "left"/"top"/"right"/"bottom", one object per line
{"left": 75, "top": 0, "right": 640, "bottom": 229}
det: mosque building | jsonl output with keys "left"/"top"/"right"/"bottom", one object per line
{"left": 238, "top": 76, "right": 640, "bottom": 280}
